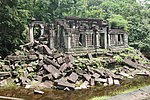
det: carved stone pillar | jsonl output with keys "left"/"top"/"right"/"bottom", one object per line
{"left": 40, "top": 24, "right": 44, "bottom": 36}
{"left": 124, "top": 33, "right": 128, "bottom": 47}
{"left": 104, "top": 27, "right": 107, "bottom": 49}
{"left": 29, "top": 24, "right": 34, "bottom": 43}
{"left": 108, "top": 34, "right": 111, "bottom": 47}
{"left": 68, "top": 36, "right": 71, "bottom": 49}
{"left": 48, "top": 29, "right": 54, "bottom": 49}
{"left": 96, "top": 33, "right": 100, "bottom": 47}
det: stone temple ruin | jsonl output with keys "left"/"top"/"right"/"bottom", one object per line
{"left": 29, "top": 17, "right": 128, "bottom": 54}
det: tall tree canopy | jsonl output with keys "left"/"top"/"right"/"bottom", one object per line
{"left": 0, "top": 0, "right": 150, "bottom": 57}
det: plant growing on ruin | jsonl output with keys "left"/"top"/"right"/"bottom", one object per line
{"left": 113, "top": 55, "right": 123, "bottom": 63}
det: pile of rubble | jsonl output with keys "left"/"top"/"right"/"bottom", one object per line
{"left": 0, "top": 41, "right": 150, "bottom": 91}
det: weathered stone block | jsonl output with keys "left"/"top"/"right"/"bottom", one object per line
{"left": 59, "top": 63, "right": 68, "bottom": 72}
{"left": 80, "top": 81, "right": 89, "bottom": 89}
{"left": 57, "top": 57, "right": 64, "bottom": 65}
{"left": 27, "top": 67, "right": 34, "bottom": 72}
{"left": 55, "top": 81, "right": 75, "bottom": 90}
{"left": 114, "top": 79, "right": 120, "bottom": 85}
{"left": 34, "top": 90, "right": 44, "bottom": 94}
{"left": 92, "top": 73, "right": 100, "bottom": 78}
{"left": 67, "top": 72, "right": 78, "bottom": 83}
{"left": 95, "top": 78, "right": 107, "bottom": 83}
{"left": 107, "top": 77, "right": 113, "bottom": 85}
{"left": 90, "top": 78, "right": 95, "bottom": 86}
{"left": 43, "top": 56, "right": 60, "bottom": 68}
{"left": 83, "top": 74, "right": 91, "bottom": 81}
{"left": 43, "top": 65, "right": 61, "bottom": 79}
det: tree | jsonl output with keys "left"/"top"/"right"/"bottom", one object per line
{"left": 108, "top": 14, "right": 128, "bottom": 30}
{"left": 0, "top": 0, "right": 30, "bottom": 57}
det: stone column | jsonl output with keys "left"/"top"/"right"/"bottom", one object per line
{"left": 115, "top": 35, "right": 118, "bottom": 45}
{"left": 104, "top": 27, "right": 107, "bottom": 49}
{"left": 40, "top": 24, "right": 44, "bottom": 36}
{"left": 68, "top": 36, "right": 71, "bottom": 49}
{"left": 96, "top": 33, "right": 100, "bottom": 47}
{"left": 108, "top": 34, "right": 111, "bottom": 47}
{"left": 57, "top": 25, "right": 60, "bottom": 48}
{"left": 29, "top": 24, "right": 34, "bottom": 43}
{"left": 85, "top": 34, "right": 88, "bottom": 48}
{"left": 48, "top": 29, "right": 54, "bottom": 49}
{"left": 124, "top": 33, "right": 128, "bottom": 47}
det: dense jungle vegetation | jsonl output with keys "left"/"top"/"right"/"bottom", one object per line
{"left": 0, "top": 0, "right": 150, "bottom": 58}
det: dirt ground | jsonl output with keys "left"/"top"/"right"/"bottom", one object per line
{"left": 107, "top": 86, "right": 150, "bottom": 100}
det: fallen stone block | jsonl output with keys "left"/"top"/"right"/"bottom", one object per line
{"left": 82, "top": 74, "right": 91, "bottom": 81}
{"left": 92, "top": 73, "right": 100, "bottom": 79}
{"left": 106, "top": 52, "right": 114, "bottom": 56}
{"left": 43, "top": 56, "right": 60, "bottom": 68}
{"left": 57, "top": 57, "right": 64, "bottom": 65}
{"left": 75, "top": 69, "right": 85, "bottom": 76}
{"left": 136, "top": 72, "right": 150, "bottom": 76}
{"left": 11, "top": 71, "right": 18, "bottom": 77}
{"left": 42, "top": 74, "right": 53, "bottom": 81}
{"left": 67, "top": 72, "right": 78, "bottom": 83}
{"left": 95, "top": 78, "right": 107, "bottom": 83}
{"left": 0, "top": 72, "right": 11, "bottom": 77}
{"left": 114, "top": 79, "right": 120, "bottom": 85}
{"left": 80, "top": 81, "right": 89, "bottom": 89}
{"left": 113, "top": 74, "right": 123, "bottom": 80}
{"left": 6, "top": 55, "right": 28, "bottom": 61}
{"left": 87, "top": 53, "right": 93, "bottom": 60}
{"left": 42, "top": 45, "right": 52, "bottom": 55}
{"left": 28, "top": 55, "right": 38, "bottom": 61}
{"left": 0, "top": 79, "right": 8, "bottom": 86}
{"left": 43, "top": 65, "right": 61, "bottom": 79}
{"left": 93, "top": 69, "right": 104, "bottom": 76}
{"left": 90, "top": 78, "right": 95, "bottom": 86}
{"left": 119, "top": 72, "right": 129, "bottom": 77}
{"left": 25, "top": 84, "right": 33, "bottom": 89}
{"left": 2, "top": 65, "right": 11, "bottom": 71}
{"left": 38, "top": 45, "right": 52, "bottom": 56}
{"left": 54, "top": 53, "right": 63, "bottom": 59}
{"left": 14, "top": 78, "right": 20, "bottom": 83}
{"left": 19, "top": 76, "right": 31, "bottom": 85}
{"left": 10, "top": 65, "right": 15, "bottom": 70}
{"left": 86, "top": 66, "right": 94, "bottom": 74}
{"left": 64, "top": 56, "right": 71, "bottom": 64}
{"left": 59, "top": 63, "right": 69, "bottom": 72}
{"left": 103, "top": 83, "right": 108, "bottom": 86}
{"left": 39, "top": 81, "right": 53, "bottom": 88}
{"left": 38, "top": 54, "right": 43, "bottom": 60}
{"left": 35, "top": 76, "right": 43, "bottom": 82}
{"left": 56, "top": 81, "right": 75, "bottom": 90}
{"left": 34, "top": 90, "right": 44, "bottom": 94}
{"left": 107, "top": 77, "right": 113, "bottom": 85}
{"left": 68, "top": 55, "right": 75, "bottom": 63}
{"left": 27, "top": 67, "right": 34, "bottom": 72}
{"left": 64, "top": 87, "right": 71, "bottom": 91}
{"left": 123, "top": 58, "right": 138, "bottom": 68}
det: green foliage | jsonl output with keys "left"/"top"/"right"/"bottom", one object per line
{"left": 0, "top": 0, "right": 150, "bottom": 57}
{"left": 3, "top": 79, "right": 17, "bottom": 89}
{"left": 108, "top": 14, "right": 128, "bottom": 30}
{"left": 124, "top": 47, "right": 134, "bottom": 52}
{"left": 91, "top": 96, "right": 110, "bottom": 100}
{"left": 113, "top": 55, "right": 123, "bottom": 63}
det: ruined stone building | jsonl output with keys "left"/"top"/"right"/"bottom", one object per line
{"left": 29, "top": 17, "right": 128, "bottom": 54}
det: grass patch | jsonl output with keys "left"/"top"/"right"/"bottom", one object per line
{"left": 111, "top": 83, "right": 149, "bottom": 96}
{"left": 91, "top": 96, "right": 110, "bottom": 100}
{"left": 3, "top": 80, "right": 17, "bottom": 89}
{"left": 90, "top": 76, "right": 150, "bottom": 100}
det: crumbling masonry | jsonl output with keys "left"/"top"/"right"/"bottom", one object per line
{"left": 29, "top": 17, "right": 128, "bottom": 54}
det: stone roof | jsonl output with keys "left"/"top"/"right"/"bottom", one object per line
{"left": 109, "top": 29, "right": 127, "bottom": 34}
